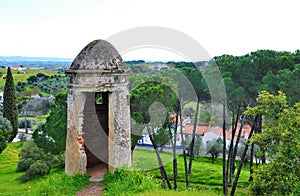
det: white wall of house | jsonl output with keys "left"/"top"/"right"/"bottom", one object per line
{"left": 202, "top": 130, "right": 232, "bottom": 151}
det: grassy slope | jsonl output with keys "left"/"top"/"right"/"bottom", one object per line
{"left": 0, "top": 143, "right": 89, "bottom": 196}
{"left": 0, "top": 142, "right": 42, "bottom": 195}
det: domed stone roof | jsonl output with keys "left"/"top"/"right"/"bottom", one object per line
{"left": 70, "top": 40, "right": 125, "bottom": 71}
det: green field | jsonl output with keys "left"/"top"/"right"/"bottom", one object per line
{"left": 0, "top": 143, "right": 250, "bottom": 195}
{"left": 0, "top": 68, "right": 64, "bottom": 88}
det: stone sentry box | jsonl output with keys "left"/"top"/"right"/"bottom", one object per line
{"left": 65, "top": 40, "right": 131, "bottom": 177}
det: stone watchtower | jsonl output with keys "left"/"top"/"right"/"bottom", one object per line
{"left": 65, "top": 40, "right": 131, "bottom": 179}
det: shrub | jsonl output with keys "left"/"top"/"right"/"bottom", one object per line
{"left": 47, "top": 152, "right": 65, "bottom": 169}
{"left": 17, "top": 140, "right": 65, "bottom": 182}
{"left": 16, "top": 140, "right": 45, "bottom": 172}
{"left": 19, "top": 160, "right": 50, "bottom": 182}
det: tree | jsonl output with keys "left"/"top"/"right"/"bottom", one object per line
{"left": 206, "top": 137, "right": 223, "bottom": 164}
{"left": 179, "top": 67, "right": 210, "bottom": 174}
{"left": 3, "top": 67, "right": 18, "bottom": 142}
{"left": 0, "top": 114, "right": 12, "bottom": 154}
{"left": 32, "top": 92, "right": 67, "bottom": 155}
{"left": 130, "top": 113, "right": 143, "bottom": 152}
{"left": 245, "top": 91, "right": 300, "bottom": 195}
{"left": 153, "top": 127, "right": 172, "bottom": 153}
{"left": 130, "top": 79, "right": 177, "bottom": 189}
{"left": 185, "top": 135, "right": 202, "bottom": 156}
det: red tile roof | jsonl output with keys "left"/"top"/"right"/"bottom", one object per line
{"left": 182, "top": 123, "right": 208, "bottom": 135}
{"left": 182, "top": 123, "right": 252, "bottom": 142}
{"left": 209, "top": 123, "right": 252, "bottom": 142}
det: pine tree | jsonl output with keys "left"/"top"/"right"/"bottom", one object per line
{"left": 3, "top": 67, "right": 18, "bottom": 142}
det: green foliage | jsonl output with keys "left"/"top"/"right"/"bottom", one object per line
{"left": 152, "top": 128, "right": 172, "bottom": 151}
{"left": 3, "top": 67, "right": 18, "bottom": 142}
{"left": 19, "top": 160, "right": 50, "bottom": 182}
{"left": 17, "top": 140, "right": 64, "bottom": 182}
{"left": 103, "top": 169, "right": 160, "bottom": 195}
{"left": 0, "top": 114, "right": 12, "bottom": 154}
{"left": 179, "top": 67, "right": 210, "bottom": 101}
{"left": 214, "top": 50, "right": 300, "bottom": 112}
{"left": 130, "top": 81, "right": 177, "bottom": 124}
{"left": 130, "top": 75, "right": 178, "bottom": 150}
{"left": 245, "top": 91, "right": 300, "bottom": 195}
{"left": 26, "top": 75, "right": 37, "bottom": 83}
{"left": 33, "top": 92, "right": 67, "bottom": 154}
{"left": 17, "top": 140, "right": 46, "bottom": 172}
{"left": 18, "top": 118, "right": 33, "bottom": 128}
{"left": 17, "top": 141, "right": 50, "bottom": 182}
{"left": 261, "top": 64, "right": 300, "bottom": 104}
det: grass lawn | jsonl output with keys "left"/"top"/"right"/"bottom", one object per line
{"left": 0, "top": 143, "right": 250, "bottom": 195}
{"left": 133, "top": 149, "right": 250, "bottom": 195}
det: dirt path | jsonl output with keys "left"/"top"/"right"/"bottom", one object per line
{"left": 76, "top": 182, "right": 103, "bottom": 196}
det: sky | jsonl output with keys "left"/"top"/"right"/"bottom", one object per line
{"left": 0, "top": 0, "right": 299, "bottom": 61}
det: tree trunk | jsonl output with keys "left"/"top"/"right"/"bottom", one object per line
{"left": 230, "top": 116, "right": 257, "bottom": 196}
{"left": 188, "top": 98, "right": 200, "bottom": 174}
{"left": 179, "top": 106, "right": 189, "bottom": 188}
{"left": 227, "top": 109, "right": 240, "bottom": 184}
{"left": 249, "top": 143, "right": 254, "bottom": 181}
{"left": 230, "top": 115, "right": 245, "bottom": 183}
{"left": 172, "top": 99, "right": 180, "bottom": 190}
{"left": 148, "top": 127, "right": 172, "bottom": 190}
{"left": 257, "top": 115, "right": 266, "bottom": 165}
{"left": 222, "top": 103, "right": 228, "bottom": 196}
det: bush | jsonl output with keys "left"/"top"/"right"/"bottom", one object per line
{"left": 18, "top": 119, "right": 33, "bottom": 129}
{"left": 17, "top": 158, "right": 35, "bottom": 172}
{"left": 103, "top": 169, "right": 160, "bottom": 195}
{"left": 17, "top": 140, "right": 65, "bottom": 182}
{"left": 17, "top": 140, "right": 45, "bottom": 172}
{"left": 19, "top": 160, "right": 50, "bottom": 182}
{"left": 48, "top": 152, "right": 65, "bottom": 169}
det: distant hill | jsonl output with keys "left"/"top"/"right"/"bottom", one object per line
{"left": 0, "top": 56, "right": 73, "bottom": 66}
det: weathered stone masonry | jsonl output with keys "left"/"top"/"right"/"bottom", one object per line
{"left": 65, "top": 40, "right": 131, "bottom": 176}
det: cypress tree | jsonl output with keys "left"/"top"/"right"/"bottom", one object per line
{"left": 3, "top": 67, "right": 18, "bottom": 142}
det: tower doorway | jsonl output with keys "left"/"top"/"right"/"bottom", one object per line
{"left": 83, "top": 92, "right": 109, "bottom": 181}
